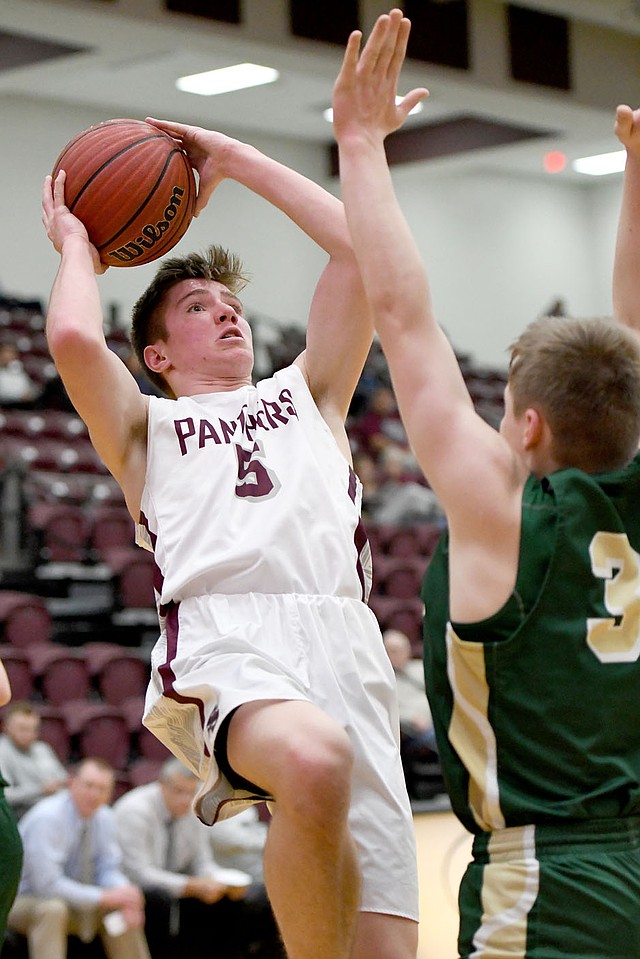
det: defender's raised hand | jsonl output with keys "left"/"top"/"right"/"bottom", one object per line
{"left": 332, "top": 8, "right": 428, "bottom": 144}
{"left": 615, "top": 104, "right": 640, "bottom": 156}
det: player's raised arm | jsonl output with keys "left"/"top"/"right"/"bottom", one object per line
{"left": 613, "top": 105, "right": 640, "bottom": 337}
{"left": 146, "top": 120, "right": 372, "bottom": 439}
{"left": 333, "top": 10, "right": 521, "bottom": 521}
{"left": 42, "top": 172, "right": 148, "bottom": 513}
{"left": 0, "top": 659, "right": 11, "bottom": 708}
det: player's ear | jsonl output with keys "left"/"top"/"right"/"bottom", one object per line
{"left": 522, "top": 407, "right": 544, "bottom": 450}
{"left": 144, "top": 343, "right": 170, "bottom": 373}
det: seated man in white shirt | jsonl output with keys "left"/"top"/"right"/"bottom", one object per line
{"left": 8, "top": 757, "right": 149, "bottom": 959}
{"left": 114, "top": 759, "right": 280, "bottom": 959}
{"left": 0, "top": 343, "right": 39, "bottom": 408}
{"left": 382, "top": 630, "right": 436, "bottom": 752}
{"left": 383, "top": 630, "right": 442, "bottom": 801}
{"left": 0, "top": 702, "right": 68, "bottom": 820}
{"left": 208, "top": 805, "right": 268, "bottom": 885}
{"left": 208, "top": 805, "right": 285, "bottom": 958}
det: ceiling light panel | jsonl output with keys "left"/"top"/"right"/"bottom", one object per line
{"left": 176, "top": 63, "right": 279, "bottom": 96}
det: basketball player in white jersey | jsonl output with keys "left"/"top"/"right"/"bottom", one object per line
{"left": 41, "top": 115, "right": 419, "bottom": 959}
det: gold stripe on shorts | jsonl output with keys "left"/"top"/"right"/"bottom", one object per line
{"left": 471, "top": 824, "right": 540, "bottom": 958}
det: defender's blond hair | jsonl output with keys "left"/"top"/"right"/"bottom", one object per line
{"left": 508, "top": 315, "right": 640, "bottom": 473}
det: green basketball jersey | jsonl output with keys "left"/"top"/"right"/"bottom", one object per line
{"left": 422, "top": 453, "right": 640, "bottom": 834}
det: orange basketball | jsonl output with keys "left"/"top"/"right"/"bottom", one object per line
{"left": 52, "top": 118, "right": 197, "bottom": 268}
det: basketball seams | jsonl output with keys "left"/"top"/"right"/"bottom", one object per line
{"left": 97, "top": 148, "right": 186, "bottom": 252}
{"left": 108, "top": 161, "right": 194, "bottom": 265}
{"left": 62, "top": 135, "right": 172, "bottom": 212}
{"left": 129, "top": 151, "right": 198, "bottom": 264}
{"left": 183, "top": 148, "right": 197, "bottom": 220}
{"left": 52, "top": 119, "right": 163, "bottom": 176}
{"left": 144, "top": 152, "right": 197, "bottom": 262}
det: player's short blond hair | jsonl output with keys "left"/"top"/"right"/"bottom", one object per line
{"left": 508, "top": 315, "right": 640, "bottom": 473}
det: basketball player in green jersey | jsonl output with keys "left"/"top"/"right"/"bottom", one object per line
{"left": 334, "top": 9, "right": 640, "bottom": 958}
{"left": 0, "top": 658, "right": 23, "bottom": 939}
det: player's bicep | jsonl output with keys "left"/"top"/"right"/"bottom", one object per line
{"left": 55, "top": 341, "right": 148, "bottom": 480}
{"left": 404, "top": 395, "right": 502, "bottom": 513}
{"left": 384, "top": 320, "right": 473, "bottom": 472}
{"left": 301, "top": 257, "right": 373, "bottom": 418}
{"left": 385, "top": 325, "right": 517, "bottom": 528}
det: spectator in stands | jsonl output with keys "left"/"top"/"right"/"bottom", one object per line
{"left": 351, "top": 450, "right": 381, "bottom": 524}
{"left": 383, "top": 630, "right": 436, "bottom": 755}
{"left": 263, "top": 323, "right": 306, "bottom": 373}
{"left": 383, "top": 629, "right": 440, "bottom": 802}
{"left": 208, "top": 804, "right": 268, "bottom": 883}
{"left": 33, "top": 373, "right": 74, "bottom": 412}
{"left": 114, "top": 758, "right": 276, "bottom": 959}
{"left": 0, "top": 659, "right": 24, "bottom": 945}
{"left": 0, "top": 702, "right": 68, "bottom": 820}
{"left": 348, "top": 341, "right": 390, "bottom": 419}
{"left": 7, "top": 757, "right": 150, "bottom": 959}
{"left": 375, "top": 445, "right": 444, "bottom": 526}
{"left": 354, "top": 446, "right": 444, "bottom": 527}
{"left": 350, "top": 384, "right": 408, "bottom": 461}
{"left": 207, "top": 805, "right": 285, "bottom": 958}
{"left": 0, "top": 343, "right": 39, "bottom": 408}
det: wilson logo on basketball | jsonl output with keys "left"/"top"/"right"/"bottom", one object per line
{"left": 108, "top": 186, "right": 187, "bottom": 263}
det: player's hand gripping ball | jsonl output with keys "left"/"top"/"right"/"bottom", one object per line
{"left": 52, "top": 118, "right": 197, "bottom": 268}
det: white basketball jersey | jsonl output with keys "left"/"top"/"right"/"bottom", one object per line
{"left": 138, "top": 364, "right": 372, "bottom": 605}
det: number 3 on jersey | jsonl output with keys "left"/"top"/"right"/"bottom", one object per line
{"left": 587, "top": 531, "right": 640, "bottom": 662}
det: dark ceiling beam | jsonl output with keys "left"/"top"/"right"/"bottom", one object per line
{"left": 329, "top": 115, "right": 555, "bottom": 176}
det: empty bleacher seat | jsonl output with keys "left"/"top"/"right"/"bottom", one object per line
{"left": 369, "top": 521, "right": 443, "bottom": 561}
{"left": 26, "top": 644, "right": 92, "bottom": 706}
{"left": 83, "top": 642, "right": 149, "bottom": 706}
{"left": 107, "top": 548, "right": 157, "bottom": 610}
{"left": 59, "top": 700, "right": 131, "bottom": 771}
{"left": 121, "top": 696, "right": 170, "bottom": 763}
{"left": 0, "top": 646, "right": 35, "bottom": 700}
{"left": 372, "top": 555, "right": 425, "bottom": 600}
{"left": 0, "top": 591, "right": 52, "bottom": 647}
{"left": 88, "top": 507, "right": 135, "bottom": 562}
{"left": 28, "top": 503, "right": 90, "bottom": 563}
{"left": 37, "top": 705, "right": 72, "bottom": 765}
{"left": 128, "top": 756, "right": 166, "bottom": 789}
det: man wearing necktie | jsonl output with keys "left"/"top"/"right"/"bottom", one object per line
{"left": 7, "top": 757, "right": 150, "bottom": 959}
{"left": 114, "top": 758, "right": 284, "bottom": 959}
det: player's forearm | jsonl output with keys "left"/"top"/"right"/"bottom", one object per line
{"left": 613, "top": 152, "right": 640, "bottom": 333}
{"left": 338, "top": 135, "right": 431, "bottom": 334}
{"left": 46, "top": 235, "right": 108, "bottom": 365}
{"left": 222, "top": 140, "right": 352, "bottom": 258}
{"left": 0, "top": 661, "right": 10, "bottom": 706}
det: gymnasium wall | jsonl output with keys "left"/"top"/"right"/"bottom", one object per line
{"left": 1, "top": 92, "right": 623, "bottom": 370}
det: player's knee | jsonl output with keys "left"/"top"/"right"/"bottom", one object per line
{"left": 279, "top": 723, "right": 354, "bottom": 811}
